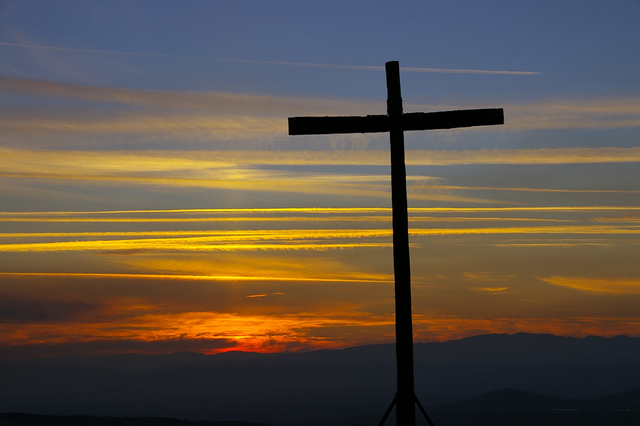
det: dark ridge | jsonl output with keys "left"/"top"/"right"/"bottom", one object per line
{"left": 3, "top": 334, "right": 640, "bottom": 423}
{"left": 6, "top": 333, "right": 640, "bottom": 368}
{"left": 437, "top": 388, "right": 580, "bottom": 412}
{"left": 434, "top": 388, "right": 640, "bottom": 412}
{"left": 0, "top": 413, "right": 271, "bottom": 426}
{"left": 591, "top": 389, "right": 640, "bottom": 411}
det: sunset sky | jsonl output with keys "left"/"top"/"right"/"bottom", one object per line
{"left": 1, "top": 1, "right": 640, "bottom": 359}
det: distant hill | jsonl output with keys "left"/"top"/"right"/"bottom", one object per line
{"left": 10, "top": 332, "right": 640, "bottom": 369}
{"left": 438, "top": 388, "right": 640, "bottom": 412}
{"left": 0, "top": 414, "right": 270, "bottom": 426}
{"left": 2, "top": 333, "right": 640, "bottom": 424}
{"left": 415, "top": 332, "right": 640, "bottom": 365}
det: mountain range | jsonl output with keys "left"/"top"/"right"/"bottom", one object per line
{"left": 2, "top": 333, "right": 640, "bottom": 425}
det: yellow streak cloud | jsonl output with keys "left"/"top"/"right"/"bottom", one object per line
{"left": 2, "top": 148, "right": 638, "bottom": 203}
{"left": 492, "top": 241, "right": 615, "bottom": 247}
{"left": 592, "top": 215, "right": 640, "bottom": 223}
{"left": 539, "top": 276, "right": 640, "bottom": 295}
{"left": 414, "top": 184, "right": 640, "bottom": 194}
{"left": 0, "top": 149, "right": 490, "bottom": 202}
{"left": 120, "top": 255, "right": 393, "bottom": 284}
{"left": 3, "top": 148, "right": 640, "bottom": 174}
{"left": 0, "top": 207, "right": 393, "bottom": 216}
{"left": 409, "top": 206, "right": 640, "bottom": 212}
{"left": 410, "top": 225, "right": 640, "bottom": 236}
{"left": 0, "top": 272, "right": 390, "bottom": 284}
{"left": 0, "top": 228, "right": 395, "bottom": 252}
{"left": 2, "top": 206, "right": 639, "bottom": 218}
{"left": 0, "top": 241, "right": 392, "bottom": 253}
{"left": 408, "top": 147, "right": 640, "bottom": 165}
{"left": 0, "top": 216, "right": 568, "bottom": 227}
{"left": 1, "top": 225, "right": 638, "bottom": 253}
{"left": 0, "top": 217, "right": 394, "bottom": 225}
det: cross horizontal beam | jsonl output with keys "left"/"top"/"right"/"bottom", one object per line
{"left": 288, "top": 108, "right": 503, "bottom": 135}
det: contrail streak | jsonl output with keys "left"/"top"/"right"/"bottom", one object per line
{"left": 0, "top": 41, "right": 542, "bottom": 75}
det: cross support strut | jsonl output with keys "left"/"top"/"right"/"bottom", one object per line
{"left": 288, "top": 61, "right": 504, "bottom": 426}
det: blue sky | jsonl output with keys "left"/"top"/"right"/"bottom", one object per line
{"left": 6, "top": 1, "right": 639, "bottom": 97}
{"left": 1, "top": 1, "right": 640, "bottom": 357}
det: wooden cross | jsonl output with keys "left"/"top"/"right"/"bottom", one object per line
{"left": 288, "top": 61, "right": 504, "bottom": 426}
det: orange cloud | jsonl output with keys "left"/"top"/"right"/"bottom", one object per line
{"left": 539, "top": 276, "right": 640, "bottom": 295}
{"left": 3, "top": 308, "right": 640, "bottom": 357}
{"left": 0, "top": 309, "right": 395, "bottom": 354}
{"left": 468, "top": 287, "right": 510, "bottom": 293}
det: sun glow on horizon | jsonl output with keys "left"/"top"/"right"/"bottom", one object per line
{"left": 2, "top": 204, "right": 640, "bottom": 356}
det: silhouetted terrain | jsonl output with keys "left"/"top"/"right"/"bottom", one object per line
{"left": 0, "top": 415, "right": 269, "bottom": 426}
{"left": 2, "top": 333, "right": 640, "bottom": 425}
{"left": 2, "top": 389, "right": 640, "bottom": 426}
{"left": 436, "top": 388, "right": 640, "bottom": 412}
{"left": 428, "top": 388, "right": 640, "bottom": 426}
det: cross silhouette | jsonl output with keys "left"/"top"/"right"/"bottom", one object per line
{"left": 289, "top": 61, "right": 504, "bottom": 426}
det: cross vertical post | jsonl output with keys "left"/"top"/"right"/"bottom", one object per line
{"left": 386, "top": 61, "right": 415, "bottom": 426}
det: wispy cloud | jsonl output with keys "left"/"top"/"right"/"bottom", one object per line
{"left": 4, "top": 149, "right": 640, "bottom": 177}
{"left": 414, "top": 184, "right": 640, "bottom": 194}
{"left": 0, "top": 149, "right": 494, "bottom": 203}
{"left": 539, "top": 276, "right": 640, "bottom": 295}
{"left": 1, "top": 148, "right": 638, "bottom": 206}
{"left": 3, "top": 77, "right": 640, "bottom": 148}
{"left": 119, "top": 254, "right": 393, "bottom": 284}
{"left": 490, "top": 238, "right": 618, "bottom": 248}
{"left": 0, "top": 42, "right": 542, "bottom": 75}
{"left": 502, "top": 98, "right": 640, "bottom": 131}
{"left": 0, "top": 111, "right": 287, "bottom": 141}
{"left": 404, "top": 147, "right": 640, "bottom": 165}
{"left": 462, "top": 271, "right": 517, "bottom": 282}
{"left": 0, "top": 76, "right": 380, "bottom": 116}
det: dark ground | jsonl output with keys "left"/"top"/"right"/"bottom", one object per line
{"left": 3, "top": 334, "right": 640, "bottom": 425}
{"left": 3, "top": 411, "right": 640, "bottom": 426}
{"left": 0, "top": 415, "right": 267, "bottom": 426}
